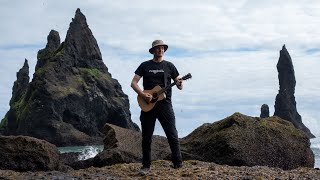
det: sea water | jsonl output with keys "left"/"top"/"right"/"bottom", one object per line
{"left": 57, "top": 139, "right": 320, "bottom": 167}
{"left": 58, "top": 145, "right": 104, "bottom": 160}
{"left": 311, "top": 137, "right": 320, "bottom": 168}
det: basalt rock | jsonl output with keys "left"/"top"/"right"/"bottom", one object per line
{"left": 180, "top": 112, "right": 314, "bottom": 170}
{"left": 93, "top": 124, "right": 171, "bottom": 168}
{"left": 10, "top": 59, "right": 30, "bottom": 105}
{"left": 260, "top": 104, "right": 269, "bottom": 118}
{"left": 0, "top": 135, "right": 61, "bottom": 171}
{"left": 0, "top": 59, "right": 29, "bottom": 133}
{"left": 36, "top": 30, "right": 60, "bottom": 70}
{"left": 0, "top": 8, "right": 139, "bottom": 146}
{"left": 274, "top": 45, "right": 315, "bottom": 138}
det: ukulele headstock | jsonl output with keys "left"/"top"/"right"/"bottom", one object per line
{"left": 182, "top": 73, "right": 192, "bottom": 80}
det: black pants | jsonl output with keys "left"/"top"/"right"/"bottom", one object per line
{"left": 140, "top": 100, "right": 182, "bottom": 167}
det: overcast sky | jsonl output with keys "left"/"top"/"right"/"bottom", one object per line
{"left": 1, "top": 0, "right": 319, "bottom": 137}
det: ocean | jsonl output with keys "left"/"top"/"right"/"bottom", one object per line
{"left": 58, "top": 145, "right": 104, "bottom": 160}
{"left": 311, "top": 137, "right": 320, "bottom": 168}
{"left": 58, "top": 137, "right": 320, "bottom": 168}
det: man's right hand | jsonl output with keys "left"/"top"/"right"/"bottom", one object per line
{"left": 142, "top": 92, "right": 153, "bottom": 103}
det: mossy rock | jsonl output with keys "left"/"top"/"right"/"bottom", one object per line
{"left": 181, "top": 112, "right": 314, "bottom": 170}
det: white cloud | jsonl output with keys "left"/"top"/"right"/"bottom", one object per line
{"left": 0, "top": 1, "right": 319, "bottom": 138}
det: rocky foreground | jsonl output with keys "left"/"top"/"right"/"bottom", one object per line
{"left": 0, "top": 160, "right": 319, "bottom": 180}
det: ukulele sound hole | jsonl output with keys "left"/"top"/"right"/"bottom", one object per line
{"left": 150, "top": 93, "right": 158, "bottom": 103}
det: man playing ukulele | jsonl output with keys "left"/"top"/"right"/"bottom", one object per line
{"left": 131, "top": 40, "right": 183, "bottom": 171}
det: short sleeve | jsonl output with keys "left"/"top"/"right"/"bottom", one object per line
{"left": 134, "top": 62, "right": 144, "bottom": 77}
{"left": 168, "top": 62, "right": 179, "bottom": 80}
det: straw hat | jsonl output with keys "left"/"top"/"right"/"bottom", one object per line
{"left": 149, "top": 40, "right": 168, "bottom": 54}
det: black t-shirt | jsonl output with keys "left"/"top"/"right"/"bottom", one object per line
{"left": 134, "top": 60, "right": 179, "bottom": 102}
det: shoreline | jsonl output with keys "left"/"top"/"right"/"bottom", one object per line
{"left": 0, "top": 160, "right": 319, "bottom": 179}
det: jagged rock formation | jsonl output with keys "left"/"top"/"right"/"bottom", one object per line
{"left": 10, "top": 59, "right": 30, "bottom": 105}
{"left": 66, "top": 123, "right": 171, "bottom": 169}
{"left": 0, "top": 59, "right": 30, "bottom": 133}
{"left": 93, "top": 124, "right": 171, "bottom": 167}
{"left": 274, "top": 45, "right": 315, "bottom": 138}
{"left": 180, "top": 113, "right": 314, "bottom": 170}
{"left": 0, "top": 135, "right": 62, "bottom": 171}
{"left": 260, "top": 104, "right": 269, "bottom": 118}
{"left": 0, "top": 8, "right": 139, "bottom": 146}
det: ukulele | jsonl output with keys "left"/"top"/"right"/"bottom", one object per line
{"left": 137, "top": 73, "right": 192, "bottom": 112}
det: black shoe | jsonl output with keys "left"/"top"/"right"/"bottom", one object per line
{"left": 139, "top": 166, "right": 150, "bottom": 175}
{"left": 171, "top": 163, "right": 183, "bottom": 169}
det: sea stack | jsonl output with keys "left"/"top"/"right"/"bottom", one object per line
{"left": 0, "top": 8, "right": 139, "bottom": 146}
{"left": 260, "top": 104, "right": 270, "bottom": 118}
{"left": 274, "top": 45, "right": 315, "bottom": 138}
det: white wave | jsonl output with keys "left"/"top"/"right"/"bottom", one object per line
{"left": 311, "top": 137, "right": 320, "bottom": 149}
{"left": 78, "top": 146, "right": 103, "bottom": 161}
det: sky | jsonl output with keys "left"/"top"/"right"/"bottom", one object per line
{"left": 0, "top": 0, "right": 320, "bottom": 138}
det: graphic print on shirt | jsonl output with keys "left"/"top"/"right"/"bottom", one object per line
{"left": 149, "top": 69, "right": 164, "bottom": 74}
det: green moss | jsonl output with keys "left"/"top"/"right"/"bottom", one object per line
{"left": 52, "top": 75, "right": 84, "bottom": 98}
{"left": 37, "top": 42, "right": 65, "bottom": 61}
{"left": 11, "top": 93, "right": 28, "bottom": 121}
{"left": 260, "top": 117, "right": 302, "bottom": 137}
{"left": 37, "top": 48, "right": 50, "bottom": 60}
{"left": 54, "top": 42, "right": 65, "bottom": 56}
{"left": 35, "top": 67, "right": 45, "bottom": 76}
{"left": 9, "top": 89, "right": 37, "bottom": 124}
{"left": 80, "top": 68, "right": 102, "bottom": 78}
{"left": 0, "top": 114, "right": 8, "bottom": 128}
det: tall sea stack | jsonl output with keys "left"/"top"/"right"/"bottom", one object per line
{"left": 274, "top": 45, "right": 315, "bottom": 138}
{"left": 0, "top": 8, "right": 139, "bottom": 146}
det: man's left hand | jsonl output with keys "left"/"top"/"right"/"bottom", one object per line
{"left": 176, "top": 78, "right": 183, "bottom": 90}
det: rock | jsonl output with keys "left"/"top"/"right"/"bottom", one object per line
{"left": 93, "top": 124, "right": 171, "bottom": 167}
{"left": 260, "top": 104, "right": 270, "bottom": 118}
{"left": 0, "top": 160, "right": 319, "bottom": 179}
{"left": 10, "top": 59, "right": 30, "bottom": 105}
{"left": 0, "top": 135, "right": 61, "bottom": 172}
{"left": 180, "top": 112, "right": 314, "bottom": 170}
{"left": 59, "top": 152, "right": 82, "bottom": 166}
{"left": 36, "top": 30, "right": 61, "bottom": 70}
{"left": 64, "top": 8, "right": 106, "bottom": 72}
{"left": 0, "top": 60, "right": 29, "bottom": 133}
{"left": 274, "top": 45, "right": 315, "bottom": 138}
{"left": 0, "top": 9, "right": 139, "bottom": 146}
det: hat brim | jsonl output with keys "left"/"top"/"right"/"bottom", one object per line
{"left": 149, "top": 44, "right": 168, "bottom": 54}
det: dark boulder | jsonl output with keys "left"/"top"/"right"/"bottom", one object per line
{"left": 60, "top": 152, "right": 95, "bottom": 170}
{"left": 260, "top": 104, "right": 270, "bottom": 118}
{"left": 0, "top": 135, "right": 61, "bottom": 171}
{"left": 93, "top": 124, "right": 171, "bottom": 167}
{"left": 1, "top": 9, "right": 139, "bottom": 146}
{"left": 181, "top": 112, "right": 314, "bottom": 170}
{"left": 274, "top": 45, "right": 315, "bottom": 138}
{"left": 59, "top": 152, "right": 82, "bottom": 166}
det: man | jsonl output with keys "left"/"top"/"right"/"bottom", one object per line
{"left": 131, "top": 40, "right": 183, "bottom": 170}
